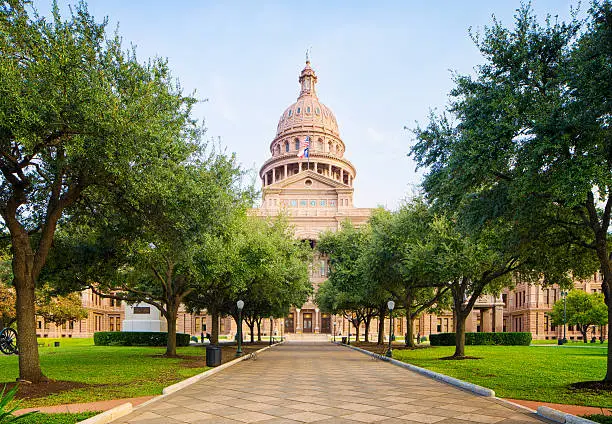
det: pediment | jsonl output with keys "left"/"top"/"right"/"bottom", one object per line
{"left": 268, "top": 170, "right": 348, "bottom": 190}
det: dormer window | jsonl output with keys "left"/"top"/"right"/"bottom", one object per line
{"left": 288, "top": 110, "right": 292, "bottom": 117}
{"left": 307, "top": 106, "right": 311, "bottom": 113}
{"left": 297, "top": 107, "right": 301, "bottom": 114}
{"left": 315, "top": 108, "right": 320, "bottom": 115}
{"left": 295, "top": 139, "right": 300, "bottom": 150}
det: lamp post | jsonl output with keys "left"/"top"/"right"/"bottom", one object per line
{"left": 386, "top": 300, "right": 395, "bottom": 358}
{"left": 236, "top": 300, "right": 244, "bottom": 357}
{"left": 561, "top": 291, "right": 568, "bottom": 344}
{"left": 333, "top": 321, "right": 337, "bottom": 342}
{"left": 269, "top": 316, "right": 274, "bottom": 346}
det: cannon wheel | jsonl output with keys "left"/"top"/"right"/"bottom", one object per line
{"left": 0, "top": 327, "right": 18, "bottom": 355}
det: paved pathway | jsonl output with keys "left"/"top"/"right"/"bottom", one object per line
{"left": 113, "top": 343, "right": 547, "bottom": 423}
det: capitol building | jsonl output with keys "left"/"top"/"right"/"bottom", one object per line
{"left": 34, "top": 61, "right": 607, "bottom": 344}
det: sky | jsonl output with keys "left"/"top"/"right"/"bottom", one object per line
{"left": 44, "top": 1, "right": 580, "bottom": 209}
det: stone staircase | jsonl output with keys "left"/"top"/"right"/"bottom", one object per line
{"left": 283, "top": 333, "right": 330, "bottom": 343}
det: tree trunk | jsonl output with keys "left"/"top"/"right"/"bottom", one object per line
{"left": 606, "top": 295, "right": 612, "bottom": 381}
{"left": 377, "top": 308, "right": 385, "bottom": 345}
{"left": 13, "top": 237, "right": 44, "bottom": 383}
{"left": 211, "top": 310, "right": 219, "bottom": 345}
{"left": 406, "top": 314, "right": 415, "bottom": 348}
{"left": 454, "top": 313, "right": 467, "bottom": 358}
{"left": 15, "top": 273, "right": 44, "bottom": 383}
{"left": 165, "top": 306, "right": 179, "bottom": 357}
{"left": 249, "top": 322, "right": 255, "bottom": 343}
{"left": 364, "top": 317, "right": 371, "bottom": 342}
{"left": 581, "top": 326, "right": 588, "bottom": 343}
{"left": 354, "top": 320, "right": 360, "bottom": 342}
{"left": 257, "top": 319, "right": 262, "bottom": 342}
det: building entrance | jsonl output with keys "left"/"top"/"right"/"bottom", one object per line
{"left": 321, "top": 313, "right": 331, "bottom": 333}
{"left": 303, "top": 312, "right": 313, "bottom": 333}
{"left": 285, "top": 313, "right": 294, "bottom": 333}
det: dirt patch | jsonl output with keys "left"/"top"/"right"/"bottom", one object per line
{"left": 440, "top": 356, "right": 482, "bottom": 360}
{"left": 570, "top": 380, "right": 612, "bottom": 393}
{"left": 2, "top": 380, "right": 91, "bottom": 400}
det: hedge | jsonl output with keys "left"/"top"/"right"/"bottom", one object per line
{"left": 93, "top": 331, "right": 191, "bottom": 347}
{"left": 429, "top": 332, "right": 532, "bottom": 346}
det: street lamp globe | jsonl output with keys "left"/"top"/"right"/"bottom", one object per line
{"left": 387, "top": 300, "right": 395, "bottom": 311}
{"left": 237, "top": 300, "right": 244, "bottom": 311}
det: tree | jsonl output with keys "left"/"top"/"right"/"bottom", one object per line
{"left": 0, "top": 1, "right": 199, "bottom": 382}
{"left": 549, "top": 290, "right": 609, "bottom": 343}
{"left": 317, "top": 221, "right": 383, "bottom": 343}
{"left": 187, "top": 215, "right": 311, "bottom": 344}
{"left": 0, "top": 282, "right": 16, "bottom": 329}
{"left": 410, "top": 2, "right": 612, "bottom": 379}
{"left": 45, "top": 149, "right": 248, "bottom": 357}
{"left": 363, "top": 201, "right": 451, "bottom": 348}
{"left": 35, "top": 285, "right": 87, "bottom": 334}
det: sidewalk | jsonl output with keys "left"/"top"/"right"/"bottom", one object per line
{"left": 507, "top": 398, "right": 612, "bottom": 417}
{"left": 14, "top": 396, "right": 155, "bottom": 416}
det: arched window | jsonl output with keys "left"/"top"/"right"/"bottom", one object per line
{"left": 276, "top": 144, "right": 281, "bottom": 155}
{"left": 297, "top": 107, "right": 301, "bottom": 114}
{"left": 285, "top": 141, "right": 289, "bottom": 152}
{"left": 288, "top": 109, "right": 292, "bottom": 117}
{"left": 328, "top": 141, "right": 332, "bottom": 152}
{"left": 295, "top": 139, "right": 300, "bottom": 150}
{"left": 318, "top": 139, "right": 323, "bottom": 151}
{"left": 307, "top": 106, "right": 311, "bottom": 113}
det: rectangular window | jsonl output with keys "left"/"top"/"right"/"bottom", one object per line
{"left": 437, "top": 318, "right": 442, "bottom": 333}
{"left": 320, "top": 200, "right": 326, "bottom": 207}
{"left": 299, "top": 200, "right": 307, "bottom": 207}
{"left": 109, "top": 320, "right": 114, "bottom": 332}
{"left": 330, "top": 200, "right": 336, "bottom": 207}
{"left": 290, "top": 199, "right": 297, "bottom": 207}
{"left": 220, "top": 319, "right": 226, "bottom": 333}
{"left": 115, "top": 317, "right": 121, "bottom": 332}
{"left": 320, "top": 260, "right": 326, "bottom": 277}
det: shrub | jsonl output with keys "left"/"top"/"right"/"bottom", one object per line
{"left": 429, "top": 332, "right": 531, "bottom": 346}
{"left": 93, "top": 332, "right": 190, "bottom": 347}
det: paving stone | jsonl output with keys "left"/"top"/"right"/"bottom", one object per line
{"left": 110, "top": 343, "right": 545, "bottom": 423}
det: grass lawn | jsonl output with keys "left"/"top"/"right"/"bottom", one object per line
{"left": 0, "top": 338, "right": 210, "bottom": 408}
{"left": 15, "top": 412, "right": 99, "bottom": 423}
{"left": 390, "top": 344, "right": 611, "bottom": 408}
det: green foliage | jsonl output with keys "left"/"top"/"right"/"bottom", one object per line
{"left": 11, "top": 412, "right": 99, "bottom": 424}
{"left": 93, "top": 332, "right": 190, "bottom": 347}
{"left": 581, "top": 415, "right": 612, "bottom": 424}
{"left": 0, "top": 384, "right": 36, "bottom": 422}
{"left": 35, "top": 285, "right": 88, "bottom": 327}
{"left": 429, "top": 332, "right": 532, "bottom": 346}
{"left": 549, "top": 290, "right": 608, "bottom": 340}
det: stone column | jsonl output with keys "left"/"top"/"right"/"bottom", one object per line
{"left": 299, "top": 162, "right": 302, "bottom": 172}
{"left": 314, "top": 162, "right": 318, "bottom": 172}
{"left": 284, "top": 164, "right": 287, "bottom": 179}
{"left": 481, "top": 308, "right": 493, "bottom": 333}
{"left": 315, "top": 308, "right": 320, "bottom": 333}
{"left": 340, "top": 169, "right": 344, "bottom": 183}
{"left": 465, "top": 310, "right": 477, "bottom": 332}
{"left": 295, "top": 308, "right": 301, "bottom": 333}
{"left": 273, "top": 168, "right": 276, "bottom": 183}
{"left": 494, "top": 306, "right": 503, "bottom": 332}
{"left": 264, "top": 173, "right": 268, "bottom": 186}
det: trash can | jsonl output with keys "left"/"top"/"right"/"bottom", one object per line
{"left": 341, "top": 336, "right": 347, "bottom": 344}
{"left": 206, "top": 345, "right": 222, "bottom": 367}
{"left": 54, "top": 342, "right": 60, "bottom": 347}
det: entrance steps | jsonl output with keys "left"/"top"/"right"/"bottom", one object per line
{"left": 283, "top": 333, "right": 330, "bottom": 343}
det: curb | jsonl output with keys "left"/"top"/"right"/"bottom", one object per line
{"left": 338, "top": 343, "right": 494, "bottom": 397}
{"left": 78, "top": 342, "right": 283, "bottom": 423}
{"left": 162, "top": 342, "right": 280, "bottom": 395}
{"left": 78, "top": 403, "right": 132, "bottom": 424}
{"left": 336, "top": 343, "right": 599, "bottom": 424}
{"left": 537, "top": 406, "right": 598, "bottom": 424}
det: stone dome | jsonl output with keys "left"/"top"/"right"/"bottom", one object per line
{"left": 275, "top": 61, "right": 339, "bottom": 138}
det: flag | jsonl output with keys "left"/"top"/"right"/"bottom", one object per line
{"left": 297, "top": 136, "right": 310, "bottom": 158}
